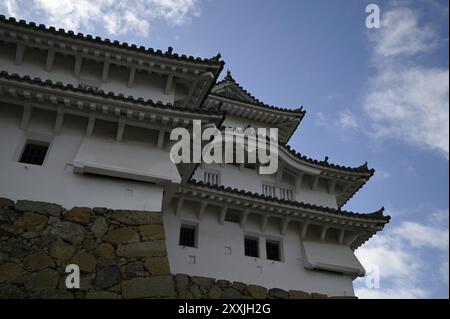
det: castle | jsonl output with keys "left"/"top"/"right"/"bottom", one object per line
{"left": 0, "top": 16, "right": 390, "bottom": 297}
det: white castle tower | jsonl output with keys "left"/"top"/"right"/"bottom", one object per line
{"left": 0, "top": 16, "right": 389, "bottom": 297}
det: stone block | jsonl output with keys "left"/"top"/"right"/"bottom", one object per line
{"left": 144, "top": 257, "right": 170, "bottom": 275}
{"left": 95, "top": 265, "right": 122, "bottom": 290}
{"left": 49, "top": 221, "right": 86, "bottom": 245}
{"left": 116, "top": 241, "right": 166, "bottom": 258}
{"left": 63, "top": 207, "right": 92, "bottom": 225}
{"left": 24, "top": 269, "right": 59, "bottom": 291}
{"left": 121, "top": 276, "right": 175, "bottom": 298}
{"left": 0, "top": 262, "right": 25, "bottom": 283}
{"left": 139, "top": 224, "right": 165, "bottom": 241}
{"left": 95, "top": 242, "right": 115, "bottom": 259}
{"left": 71, "top": 251, "right": 96, "bottom": 273}
{"left": 104, "top": 227, "right": 139, "bottom": 244}
{"left": 15, "top": 200, "right": 62, "bottom": 217}
{"left": 111, "top": 210, "right": 162, "bottom": 225}
{"left": 246, "top": 285, "right": 267, "bottom": 299}
{"left": 49, "top": 240, "right": 76, "bottom": 265}
{"left": 24, "top": 252, "right": 55, "bottom": 271}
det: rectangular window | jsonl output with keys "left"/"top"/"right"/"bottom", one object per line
{"left": 19, "top": 141, "right": 49, "bottom": 166}
{"left": 204, "top": 171, "right": 219, "bottom": 185}
{"left": 244, "top": 237, "right": 259, "bottom": 257}
{"left": 279, "top": 187, "right": 293, "bottom": 201}
{"left": 179, "top": 225, "right": 196, "bottom": 247}
{"left": 266, "top": 241, "right": 281, "bottom": 261}
{"left": 262, "top": 184, "right": 276, "bottom": 198}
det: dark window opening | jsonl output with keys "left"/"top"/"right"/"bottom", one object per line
{"left": 244, "top": 237, "right": 259, "bottom": 257}
{"left": 179, "top": 225, "right": 196, "bottom": 247}
{"left": 225, "top": 209, "right": 241, "bottom": 223}
{"left": 19, "top": 141, "right": 49, "bottom": 165}
{"left": 266, "top": 241, "right": 281, "bottom": 261}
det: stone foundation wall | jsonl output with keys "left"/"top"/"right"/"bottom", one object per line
{"left": 0, "top": 198, "right": 330, "bottom": 299}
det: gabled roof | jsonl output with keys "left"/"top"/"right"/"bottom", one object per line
{"left": 210, "top": 70, "right": 305, "bottom": 115}
{"left": 0, "top": 15, "right": 224, "bottom": 67}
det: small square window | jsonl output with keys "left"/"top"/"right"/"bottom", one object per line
{"left": 244, "top": 237, "right": 259, "bottom": 258}
{"left": 266, "top": 241, "right": 281, "bottom": 261}
{"left": 179, "top": 225, "right": 196, "bottom": 247}
{"left": 19, "top": 141, "right": 49, "bottom": 166}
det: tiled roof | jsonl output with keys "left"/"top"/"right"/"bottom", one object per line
{"left": 188, "top": 180, "right": 390, "bottom": 222}
{"left": 218, "top": 125, "right": 374, "bottom": 175}
{"left": 211, "top": 70, "right": 305, "bottom": 115}
{"left": 0, "top": 15, "right": 224, "bottom": 66}
{"left": 0, "top": 71, "right": 223, "bottom": 117}
{"left": 283, "top": 144, "right": 375, "bottom": 175}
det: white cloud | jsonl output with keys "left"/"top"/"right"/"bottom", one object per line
{"left": 440, "top": 260, "right": 449, "bottom": 284}
{"left": 364, "top": 66, "right": 449, "bottom": 158}
{"left": 370, "top": 8, "right": 438, "bottom": 59}
{"left": 0, "top": 0, "right": 201, "bottom": 36}
{"left": 363, "top": 6, "right": 449, "bottom": 159}
{"left": 354, "top": 212, "right": 449, "bottom": 299}
{"left": 391, "top": 221, "right": 449, "bottom": 250}
{"left": 338, "top": 110, "right": 359, "bottom": 129}
{"left": 356, "top": 286, "right": 428, "bottom": 299}
{"left": 2, "top": 0, "right": 18, "bottom": 16}
{"left": 356, "top": 242, "right": 420, "bottom": 279}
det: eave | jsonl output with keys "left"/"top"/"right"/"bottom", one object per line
{"left": 0, "top": 15, "right": 223, "bottom": 68}
{"left": 0, "top": 16, "right": 225, "bottom": 110}
{"left": 0, "top": 71, "right": 224, "bottom": 139}
{"left": 205, "top": 94, "right": 304, "bottom": 144}
{"left": 180, "top": 180, "right": 390, "bottom": 249}
{"left": 279, "top": 144, "right": 374, "bottom": 209}
{"left": 209, "top": 127, "right": 374, "bottom": 209}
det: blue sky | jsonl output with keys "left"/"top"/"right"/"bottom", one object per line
{"left": 1, "top": 0, "right": 448, "bottom": 298}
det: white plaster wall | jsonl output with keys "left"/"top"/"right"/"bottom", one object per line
{"left": 0, "top": 42, "right": 173, "bottom": 104}
{"left": 163, "top": 200, "right": 356, "bottom": 297}
{"left": 0, "top": 102, "right": 164, "bottom": 211}
{"left": 192, "top": 164, "right": 338, "bottom": 208}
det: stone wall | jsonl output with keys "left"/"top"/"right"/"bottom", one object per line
{"left": 0, "top": 198, "right": 331, "bottom": 299}
{"left": 172, "top": 274, "right": 328, "bottom": 299}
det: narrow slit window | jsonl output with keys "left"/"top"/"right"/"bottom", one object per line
{"left": 262, "top": 184, "right": 276, "bottom": 198}
{"left": 279, "top": 187, "right": 293, "bottom": 201}
{"left": 244, "top": 237, "right": 259, "bottom": 257}
{"left": 204, "top": 171, "right": 219, "bottom": 185}
{"left": 19, "top": 141, "right": 49, "bottom": 166}
{"left": 179, "top": 225, "right": 196, "bottom": 247}
{"left": 266, "top": 241, "right": 281, "bottom": 261}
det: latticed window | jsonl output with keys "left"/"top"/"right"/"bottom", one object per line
{"left": 244, "top": 237, "right": 259, "bottom": 257}
{"left": 179, "top": 225, "right": 196, "bottom": 247}
{"left": 279, "top": 187, "right": 293, "bottom": 201}
{"left": 262, "top": 184, "right": 276, "bottom": 197}
{"left": 203, "top": 171, "right": 219, "bottom": 185}
{"left": 19, "top": 141, "right": 49, "bottom": 166}
{"left": 266, "top": 241, "right": 281, "bottom": 261}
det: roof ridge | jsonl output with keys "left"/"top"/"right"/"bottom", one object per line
{"left": 188, "top": 180, "right": 390, "bottom": 222}
{"left": 0, "top": 15, "right": 224, "bottom": 66}
{"left": 0, "top": 70, "right": 223, "bottom": 116}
